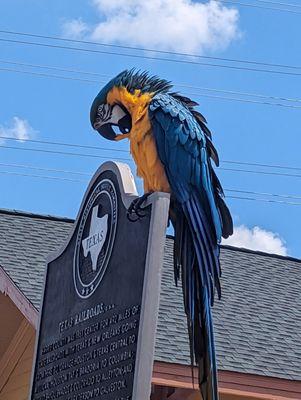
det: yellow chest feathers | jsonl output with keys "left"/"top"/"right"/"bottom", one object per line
{"left": 107, "top": 87, "right": 170, "bottom": 193}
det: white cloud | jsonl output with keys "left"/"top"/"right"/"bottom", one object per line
{"left": 62, "top": 0, "right": 240, "bottom": 53}
{"left": 62, "top": 18, "right": 90, "bottom": 39}
{"left": 222, "top": 225, "right": 288, "bottom": 256}
{"left": 0, "top": 117, "right": 37, "bottom": 142}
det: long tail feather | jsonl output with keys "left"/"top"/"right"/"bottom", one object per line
{"left": 172, "top": 194, "right": 220, "bottom": 400}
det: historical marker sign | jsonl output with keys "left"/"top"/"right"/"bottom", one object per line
{"left": 29, "top": 162, "right": 170, "bottom": 400}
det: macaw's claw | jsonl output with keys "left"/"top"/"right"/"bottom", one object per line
{"left": 127, "top": 192, "right": 152, "bottom": 222}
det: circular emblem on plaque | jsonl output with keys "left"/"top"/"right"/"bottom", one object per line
{"left": 73, "top": 178, "right": 118, "bottom": 298}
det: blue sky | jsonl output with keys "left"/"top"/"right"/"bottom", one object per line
{"left": 1, "top": 0, "right": 300, "bottom": 257}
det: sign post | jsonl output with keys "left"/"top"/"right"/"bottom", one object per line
{"left": 29, "top": 161, "right": 170, "bottom": 400}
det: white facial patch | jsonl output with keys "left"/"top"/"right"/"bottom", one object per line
{"left": 95, "top": 104, "right": 127, "bottom": 128}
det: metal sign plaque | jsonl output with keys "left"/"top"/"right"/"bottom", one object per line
{"left": 73, "top": 178, "right": 118, "bottom": 299}
{"left": 29, "top": 162, "right": 170, "bottom": 400}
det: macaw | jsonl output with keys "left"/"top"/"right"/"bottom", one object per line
{"left": 90, "top": 70, "right": 233, "bottom": 400}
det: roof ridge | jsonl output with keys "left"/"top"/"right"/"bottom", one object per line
{"left": 0, "top": 210, "right": 299, "bottom": 263}
{"left": 220, "top": 244, "right": 301, "bottom": 264}
{"left": 166, "top": 235, "right": 301, "bottom": 264}
{"left": 0, "top": 207, "right": 74, "bottom": 223}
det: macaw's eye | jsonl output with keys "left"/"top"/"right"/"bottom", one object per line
{"left": 97, "top": 104, "right": 112, "bottom": 122}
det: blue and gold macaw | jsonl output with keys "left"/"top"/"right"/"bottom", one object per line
{"left": 90, "top": 70, "right": 233, "bottom": 400}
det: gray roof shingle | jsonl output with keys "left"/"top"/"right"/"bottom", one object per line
{"left": 158, "top": 240, "right": 301, "bottom": 381}
{"left": 0, "top": 209, "right": 300, "bottom": 381}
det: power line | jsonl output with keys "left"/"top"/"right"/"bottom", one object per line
{"left": 2, "top": 160, "right": 300, "bottom": 200}
{"left": 176, "top": 82, "right": 301, "bottom": 104}
{"left": 220, "top": 0, "right": 301, "bottom": 14}
{"left": 0, "top": 66, "right": 98, "bottom": 84}
{"left": 1, "top": 29, "right": 301, "bottom": 71}
{"left": 222, "top": 159, "right": 301, "bottom": 172}
{"left": 1, "top": 136, "right": 301, "bottom": 174}
{"left": 2, "top": 37, "right": 301, "bottom": 77}
{"left": 1, "top": 66, "right": 301, "bottom": 110}
{"left": 227, "top": 195, "right": 301, "bottom": 206}
{"left": 0, "top": 170, "right": 86, "bottom": 183}
{"left": 220, "top": 167, "right": 301, "bottom": 178}
{"left": 0, "top": 135, "right": 130, "bottom": 153}
{"left": 185, "top": 91, "right": 301, "bottom": 109}
{"left": 254, "top": 0, "right": 301, "bottom": 8}
{"left": 0, "top": 143, "right": 133, "bottom": 162}
{"left": 0, "top": 162, "right": 92, "bottom": 176}
{"left": 0, "top": 166, "right": 299, "bottom": 206}
{"left": 4, "top": 160, "right": 301, "bottom": 193}
{"left": 225, "top": 188, "right": 301, "bottom": 200}
{"left": 0, "top": 59, "right": 109, "bottom": 78}
{"left": 1, "top": 144, "right": 301, "bottom": 179}
{"left": 1, "top": 59, "right": 301, "bottom": 105}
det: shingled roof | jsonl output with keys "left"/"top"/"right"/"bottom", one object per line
{"left": 0, "top": 208, "right": 300, "bottom": 382}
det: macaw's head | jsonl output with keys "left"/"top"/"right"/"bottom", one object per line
{"left": 90, "top": 70, "right": 172, "bottom": 141}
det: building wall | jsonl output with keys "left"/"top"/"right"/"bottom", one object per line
{"left": 0, "top": 293, "right": 297, "bottom": 400}
{"left": 0, "top": 333, "right": 35, "bottom": 400}
{"left": 0, "top": 293, "right": 35, "bottom": 400}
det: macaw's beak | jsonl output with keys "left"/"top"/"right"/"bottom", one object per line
{"left": 92, "top": 103, "right": 132, "bottom": 141}
{"left": 93, "top": 121, "right": 117, "bottom": 141}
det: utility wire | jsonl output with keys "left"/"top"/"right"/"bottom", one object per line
{"left": 0, "top": 162, "right": 299, "bottom": 205}
{"left": 2, "top": 159, "right": 301, "bottom": 200}
{"left": 184, "top": 91, "right": 301, "bottom": 109}
{"left": 2, "top": 37, "right": 301, "bottom": 77}
{"left": 222, "top": 159, "right": 301, "bottom": 172}
{"left": 0, "top": 168, "right": 300, "bottom": 205}
{"left": 1, "top": 136, "right": 301, "bottom": 174}
{"left": 220, "top": 167, "right": 301, "bottom": 178}
{"left": 1, "top": 66, "right": 301, "bottom": 109}
{"left": 0, "top": 66, "right": 97, "bottom": 84}
{"left": 1, "top": 160, "right": 300, "bottom": 200}
{"left": 227, "top": 195, "right": 301, "bottom": 205}
{"left": 0, "top": 135, "right": 130, "bottom": 154}
{"left": 225, "top": 188, "right": 301, "bottom": 200}
{"left": 220, "top": 0, "right": 301, "bottom": 13}
{"left": 0, "top": 162, "right": 92, "bottom": 176}
{"left": 5, "top": 160, "right": 301, "bottom": 200}
{"left": 0, "top": 170, "right": 86, "bottom": 183}
{"left": 0, "top": 144, "right": 133, "bottom": 162}
{"left": 1, "top": 59, "right": 301, "bottom": 105}
{"left": 254, "top": 0, "right": 301, "bottom": 8}
{"left": 1, "top": 29, "right": 301, "bottom": 71}
{"left": 1, "top": 144, "right": 301, "bottom": 178}
{"left": 227, "top": 195, "right": 301, "bottom": 206}
{"left": 0, "top": 59, "right": 110, "bottom": 78}
{"left": 176, "top": 83, "right": 301, "bottom": 104}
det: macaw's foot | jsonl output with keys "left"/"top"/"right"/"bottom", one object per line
{"left": 127, "top": 192, "right": 152, "bottom": 222}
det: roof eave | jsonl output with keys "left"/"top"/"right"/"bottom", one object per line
{"left": 153, "top": 361, "right": 301, "bottom": 399}
{"left": 0, "top": 266, "right": 38, "bottom": 328}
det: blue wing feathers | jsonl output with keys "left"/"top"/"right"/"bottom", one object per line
{"left": 167, "top": 121, "right": 179, "bottom": 146}
{"left": 168, "top": 146, "right": 178, "bottom": 173}
{"left": 159, "top": 110, "right": 171, "bottom": 131}
{"left": 184, "top": 200, "right": 213, "bottom": 298}
{"left": 150, "top": 93, "right": 223, "bottom": 241}
{"left": 149, "top": 92, "right": 231, "bottom": 400}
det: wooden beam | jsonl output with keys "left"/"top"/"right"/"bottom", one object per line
{"left": 221, "top": 388, "right": 297, "bottom": 400}
{"left": 164, "top": 387, "right": 294, "bottom": 400}
{"left": 0, "top": 267, "right": 38, "bottom": 328}
{"left": 152, "top": 361, "right": 301, "bottom": 399}
{"left": 0, "top": 318, "right": 33, "bottom": 392}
